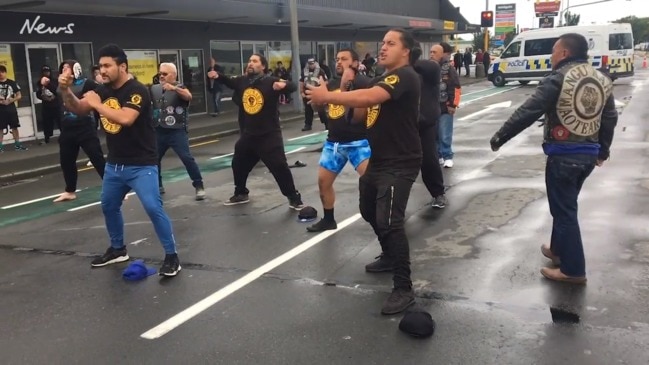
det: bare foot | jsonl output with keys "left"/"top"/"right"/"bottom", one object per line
{"left": 53, "top": 192, "right": 77, "bottom": 202}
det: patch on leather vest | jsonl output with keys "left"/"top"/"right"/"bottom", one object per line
{"left": 557, "top": 64, "right": 612, "bottom": 137}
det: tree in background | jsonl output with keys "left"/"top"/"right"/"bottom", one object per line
{"left": 563, "top": 11, "right": 580, "bottom": 26}
{"left": 613, "top": 16, "right": 649, "bottom": 44}
{"left": 472, "top": 29, "right": 496, "bottom": 52}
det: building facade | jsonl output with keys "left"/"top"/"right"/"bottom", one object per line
{"left": 0, "top": 0, "right": 469, "bottom": 142}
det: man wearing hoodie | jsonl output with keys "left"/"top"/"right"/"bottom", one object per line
{"left": 53, "top": 60, "right": 106, "bottom": 202}
{"left": 36, "top": 65, "right": 61, "bottom": 144}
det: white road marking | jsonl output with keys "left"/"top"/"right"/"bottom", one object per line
{"left": 460, "top": 86, "right": 521, "bottom": 108}
{"left": 288, "top": 131, "right": 326, "bottom": 141}
{"left": 458, "top": 100, "right": 513, "bottom": 121}
{"left": 129, "top": 238, "right": 148, "bottom": 246}
{"left": 140, "top": 213, "right": 363, "bottom": 340}
{"left": 285, "top": 147, "right": 306, "bottom": 155}
{"left": 67, "top": 192, "right": 136, "bottom": 212}
{"left": 1, "top": 190, "right": 82, "bottom": 209}
{"left": 209, "top": 152, "right": 234, "bottom": 160}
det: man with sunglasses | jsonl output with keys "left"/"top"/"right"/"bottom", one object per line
{"left": 151, "top": 62, "right": 205, "bottom": 200}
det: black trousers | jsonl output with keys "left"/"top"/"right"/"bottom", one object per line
{"left": 359, "top": 165, "right": 419, "bottom": 289}
{"left": 58, "top": 125, "right": 106, "bottom": 192}
{"left": 232, "top": 132, "right": 297, "bottom": 197}
{"left": 303, "top": 99, "right": 328, "bottom": 128}
{"left": 419, "top": 122, "right": 445, "bottom": 197}
{"left": 41, "top": 106, "right": 60, "bottom": 142}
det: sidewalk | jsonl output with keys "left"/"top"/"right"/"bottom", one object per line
{"left": 0, "top": 104, "right": 303, "bottom": 183}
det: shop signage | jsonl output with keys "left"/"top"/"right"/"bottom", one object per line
{"left": 19, "top": 15, "right": 75, "bottom": 35}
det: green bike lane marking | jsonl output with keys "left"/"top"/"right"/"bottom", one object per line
{"left": 0, "top": 84, "right": 519, "bottom": 228}
{"left": 0, "top": 132, "right": 328, "bottom": 229}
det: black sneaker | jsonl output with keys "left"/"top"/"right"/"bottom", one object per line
{"left": 159, "top": 254, "right": 181, "bottom": 277}
{"left": 288, "top": 192, "right": 304, "bottom": 211}
{"left": 307, "top": 218, "right": 337, "bottom": 232}
{"left": 431, "top": 195, "right": 447, "bottom": 209}
{"left": 365, "top": 253, "right": 395, "bottom": 273}
{"left": 381, "top": 288, "right": 416, "bottom": 315}
{"left": 14, "top": 144, "right": 28, "bottom": 151}
{"left": 301, "top": 126, "right": 312, "bottom": 131}
{"left": 91, "top": 247, "right": 130, "bottom": 267}
{"left": 224, "top": 193, "right": 249, "bottom": 206}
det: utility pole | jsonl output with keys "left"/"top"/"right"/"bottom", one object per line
{"left": 289, "top": 0, "right": 303, "bottom": 112}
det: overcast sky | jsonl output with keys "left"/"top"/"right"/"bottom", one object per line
{"left": 449, "top": 0, "right": 647, "bottom": 30}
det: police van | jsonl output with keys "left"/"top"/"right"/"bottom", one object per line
{"left": 487, "top": 23, "right": 634, "bottom": 87}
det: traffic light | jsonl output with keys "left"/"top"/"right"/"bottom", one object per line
{"left": 481, "top": 11, "right": 493, "bottom": 27}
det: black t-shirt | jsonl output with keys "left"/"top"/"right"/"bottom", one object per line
{"left": 218, "top": 74, "right": 297, "bottom": 136}
{"left": 413, "top": 60, "right": 441, "bottom": 127}
{"left": 0, "top": 79, "right": 20, "bottom": 113}
{"left": 366, "top": 65, "right": 422, "bottom": 169}
{"left": 326, "top": 74, "right": 371, "bottom": 143}
{"left": 96, "top": 79, "right": 157, "bottom": 165}
{"left": 60, "top": 79, "right": 99, "bottom": 128}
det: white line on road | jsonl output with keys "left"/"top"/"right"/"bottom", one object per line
{"left": 67, "top": 192, "right": 136, "bottom": 212}
{"left": 140, "top": 213, "right": 363, "bottom": 340}
{"left": 288, "top": 131, "right": 326, "bottom": 141}
{"left": 1, "top": 190, "right": 82, "bottom": 209}
{"left": 460, "top": 86, "right": 521, "bottom": 108}
{"left": 285, "top": 147, "right": 306, "bottom": 155}
{"left": 209, "top": 152, "right": 234, "bottom": 160}
{"left": 458, "top": 101, "right": 513, "bottom": 121}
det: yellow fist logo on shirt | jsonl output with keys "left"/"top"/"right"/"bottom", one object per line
{"left": 100, "top": 97, "right": 122, "bottom": 134}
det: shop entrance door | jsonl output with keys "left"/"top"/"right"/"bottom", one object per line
{"left": 26, "top": 44, "right": 61, "bottom": 137}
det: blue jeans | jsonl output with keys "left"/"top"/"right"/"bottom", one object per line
{"left": 545, "top": 154, "right": 597, "bottom": 277}
{"left": 101, "top": 164, "right": 177, "bottom": 254}
{"left": 156, "top": 128, "right": 203, "bottom": 188}
{"left": 211, "top": 91, "right": 222, "bottom": 114}
{"left": 438, "top": 113, "right": 454, "bottom": 160}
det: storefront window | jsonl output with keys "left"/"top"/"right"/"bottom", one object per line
{"left": 210, "top": 41, "right": 241, "bottom": 76}
{"left": 299, "top": 41, "right": 314, "bottom": 70}
{"left": 268, "top": 41, "right": 292, "bottom": 76}
{"left": 61, "top": 43, "right": 93, "bottom": 78}
{"left": 180, "top": 49, "right": 206, "bottom": 114}
{"left": 124, "top": 49, "right": 158, "bottom": 85}
{"left": 0, "top": 43, "right": 30, "bottom": 108}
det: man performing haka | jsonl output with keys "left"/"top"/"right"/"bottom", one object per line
{"left": 209, "top": 54, "right": 304, "bottom": 210}
{"left": 58, "top": 44, "right": 181, "bottom": 276}
{"left": 307, "top": 48, "right": 371, "bottom": 232}
{"left": 306, "top": 29, "right": 423, "bottom": 315}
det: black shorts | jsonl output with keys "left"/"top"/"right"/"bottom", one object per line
{"left": 0, "top": 109, "right": 20, "bottom": 130}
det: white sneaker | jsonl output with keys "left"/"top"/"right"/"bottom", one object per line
{"left": 444, "top": 159, "right": 454, "bottom": 168}
{"left": 438, "top": 158, "right": 444, "bottom": 165}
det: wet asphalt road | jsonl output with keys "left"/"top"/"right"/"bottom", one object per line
{"left": 1, "top": 69, "right": 649, "bottom": 364}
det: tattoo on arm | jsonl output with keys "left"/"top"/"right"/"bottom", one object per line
{"left": 62, "top": 89, "right": 81, "bottom": 112}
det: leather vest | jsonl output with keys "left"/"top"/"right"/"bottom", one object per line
{"left": 439, "top": 59, "right": 451, "bottom": 104}
{"left": 303, "top": 65, "right": 321, "bottom": 86}
{"left": 545, "top": 63, "right": 613, "bottom": 143}
{"left": 151, "top": 83, "right": 188, "bottom": 129}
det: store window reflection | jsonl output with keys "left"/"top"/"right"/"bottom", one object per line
{"left": 210, "top": 41, "right": 241, "bottom": 76}
{"left": 180, "top": 49, "right": 206, "bottom": 114}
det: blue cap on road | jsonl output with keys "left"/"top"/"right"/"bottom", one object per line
{"left": 122, "top": 259, "right": 157, "bottom": 281}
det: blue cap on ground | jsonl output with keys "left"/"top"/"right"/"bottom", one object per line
{"left": 122, "top": 259, "right": 157, "bottom": 281}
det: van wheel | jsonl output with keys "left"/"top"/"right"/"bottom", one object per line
{"left": 492, "top": 72, "right": 506, "bottom": 87}
{"left": 519, "top": 80, "right": 530, "bottom": 85}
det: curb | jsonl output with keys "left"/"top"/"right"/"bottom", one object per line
{"left": 0, "top": 115, "right": 304, "bottom": 183}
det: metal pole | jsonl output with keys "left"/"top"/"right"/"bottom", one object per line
{"left": 484, "top": 0, "right": 489, "bottom": 53}
{"left": 289, "top": 0, "right": 303, "bottom": 112}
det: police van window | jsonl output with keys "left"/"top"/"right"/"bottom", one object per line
{"left": 501, "top": 41, "right": 521, "bottom": 58}
{"left": 609, "top": 33, "right": 633, "bottom": 50}
{"left": 524, "top": 38, "right": 559, "bottom": 57}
